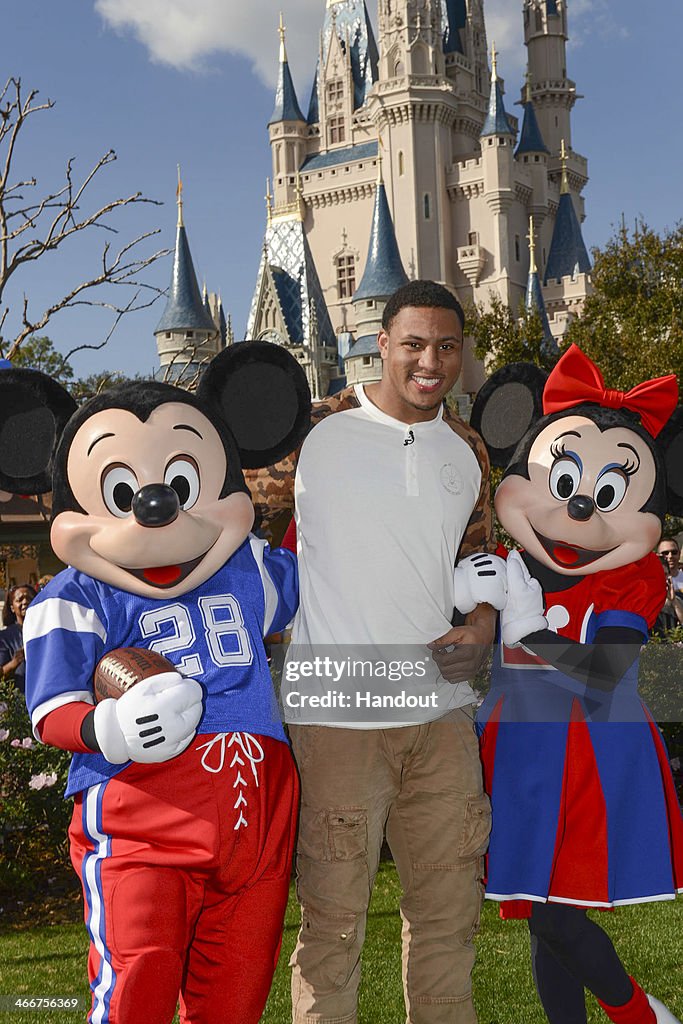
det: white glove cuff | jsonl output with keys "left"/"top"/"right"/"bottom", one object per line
{"left": 502, "top": 614, "right": 548, "bottom": 649}
{"left": 93, "top": 698, "right": 130, "bottom": 764}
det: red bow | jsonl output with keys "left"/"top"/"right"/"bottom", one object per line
{"left": 543, "top": 344, "right": 678, "bottom": 438}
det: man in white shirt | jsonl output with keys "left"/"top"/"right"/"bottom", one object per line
{"left": 249, "top": 280, "right": 497, "bottom": 1024}
{"left": 657, "top": 538, "right": 683, "bottom": 594}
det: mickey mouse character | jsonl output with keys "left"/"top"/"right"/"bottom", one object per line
{"left": 470, "top": 345, "right": 683, "bottom": 1024}
{"left": 0, "top": 344, "right": 310, "bottom": 1024}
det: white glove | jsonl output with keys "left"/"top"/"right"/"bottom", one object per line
{"left": 453, "top": 552, "right": 508, "bottom": 613}
{"left": 93, "top": 672, "right": 204, "bottom": 765}
{"left": 501, "top": 550, "right": 548, "bottom": 647}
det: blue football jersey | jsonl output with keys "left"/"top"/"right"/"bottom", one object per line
{"left": 24, "top": 537, "right": 297, "bottom": 796}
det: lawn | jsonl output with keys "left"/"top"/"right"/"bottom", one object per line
{"left": 2, "top": 862, "right": 681, "bottom": 1023}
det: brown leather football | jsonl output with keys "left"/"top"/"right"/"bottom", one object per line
{"left": 93, "top": 647, "right": 175, "bottom": 703}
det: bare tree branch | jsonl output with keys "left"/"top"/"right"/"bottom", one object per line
{"left": 0, "top": 76, "right": 170, "bottom": 359}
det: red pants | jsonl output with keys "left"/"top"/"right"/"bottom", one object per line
{"left": 69, "top": 733, "right": 298, "bottom": 1024}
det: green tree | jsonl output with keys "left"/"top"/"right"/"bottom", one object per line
{"left": 467, "top": 293, "right": 556, "bottom": 374}
{"left": 10, "top": 334, "right": 73, "bottom": 383}
{"left": 565, "top": 220, "right": 683, "bottom": 389}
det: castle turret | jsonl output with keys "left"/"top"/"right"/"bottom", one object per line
{"left": 523, "top": 0, "right": 575, "bottom": 155}
{"left": 515, "top": 71, "right": 549, "bottom": 224}
{"left": 346, "top": 153, "right": 408, "bottom": 385}
{"left": 269, "top": 15, "right": 308, "bottom": 215}
{"left": 154, "top": 175, "right": 220, "bottom": 383}
{"left": 480, "top": 44, "right": 515, "bottom": 299}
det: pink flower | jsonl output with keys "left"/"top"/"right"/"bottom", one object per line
{"left": 0, "top": 729, "right": 9, "bottom": 742}
{"left": 29, "top": 772, "right": 57, "bottom": 790}
{"left": 20, "top": 737, "right": 34, "bottom": 749}
{"left": 10, "top": 738, "right": 20, "bottom": 748}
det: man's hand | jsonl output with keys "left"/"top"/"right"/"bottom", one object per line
{"left": 428, "top": 603, "right": 497, "bottom": 683}
{"left": 93, "top": 673, "right": 204, "bottom": 764}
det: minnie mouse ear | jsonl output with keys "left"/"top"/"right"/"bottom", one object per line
{"left": 659, "top": 405, "right": 683, "bottom": 516}
{"left": 197, "top": 341, "right": 311, "bottom": 469}
{"left": 470, "top": 363, "right": 548, "bottom": 468}
{"left": 0, "top": 368, "right": 77, "bottom": 494}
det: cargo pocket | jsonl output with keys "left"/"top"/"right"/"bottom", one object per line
{"left": 327, "top": 808, "right": 367, "bottom": 861}
{"left": 458, "top": 792, "right": 491, "bottom": 859}
{"left": 294, "top": 906, "right": 359, "bottom": 990}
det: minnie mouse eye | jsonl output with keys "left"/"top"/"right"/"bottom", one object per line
{"left": 549, "top": 457, "right": 581, "bottom": 501}
{"left": 164, "top": 457, "right": 200, "bottom": 510}
{"left": 594, "top": 469, "right": 628, "bottom": 512}
{"left": 101, "top": 465, "right": 139, "bottom": 517}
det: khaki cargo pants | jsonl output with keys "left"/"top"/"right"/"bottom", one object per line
{"left": 288, "top": 708, "right": 491, "bottom": 1024}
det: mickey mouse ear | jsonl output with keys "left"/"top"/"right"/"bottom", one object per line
{"left": 0, "top": 368, "right": 77, "bottom": 494}
{"left": 659, "top": 405, "right": 683, "bottom": 516}
{"left": 197, "top": 341, "right": 311, "bottom": 469}
{"left": 470, "top": 363, "right": 548, "bottom": 468}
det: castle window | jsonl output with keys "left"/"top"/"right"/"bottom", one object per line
{"left": 468, "top": 231, "right": 478, "bottom": 246}
{"left": 329, "top": 116, "right": 345, "bottom": 145}
{"left": 398, "top": 151, "right": 405, "bottom": 176}
{"left": 336, "top": 254, "right": 356, "bottom": 299}
{"left": 362, "top": 356, "right": 372, "bottom": 366}
{"left": 515, "top": 235, "right": 521, "bottom": 262}
{"left": 186, "top": 331, "right": 194, "bottom": 339}
{"left": 395, "top": 60, "right": 405, "bottom": 77}
{"left": 423, "top": 193, "right": 432, "bottom": 220}
{"left": 327, "top": 79, "right": 344, "bottom": 104}
{"left": 165, "top": 332, "right": 171, "bottom": 339}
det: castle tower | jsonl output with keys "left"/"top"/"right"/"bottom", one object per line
{"left": 479, "top": 44, "right": 515, "bottom": 304}
{"left": 515, "top": 71, "right": 549, "bottom": 226}
{"left": 269, "top": 15, "right": 308, "bottom": 215}
{"left": 154, "top": 175, "right": 222, "bottom": 383}
{"left": 346, "top": 151, "right": 409, "bottom": 385}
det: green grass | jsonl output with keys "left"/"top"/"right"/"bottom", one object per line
{"left": 2, "top": 863, "right": 682, "bottom": 1023}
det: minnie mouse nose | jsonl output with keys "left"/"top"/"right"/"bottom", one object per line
{"left": 567, "top": 494, "right": 595, "bottom": 521}
{"left": 132, "top": 484, "right": 180, "bottom": 528}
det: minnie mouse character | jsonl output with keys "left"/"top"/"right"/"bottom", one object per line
{"left": 470, "top": 345, "right": 683, "bottom": 1024}
{"left": 0, "top": 344, "right": 310, "bottom": 1024}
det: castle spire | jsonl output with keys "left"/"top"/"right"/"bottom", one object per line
{"left": 353, "top": 168, "right": 408, "bottom": 303}
{"left": 269, "top": 14, "right": 305, "bottom": 124}
{"left": 515, "top": 70, "right": 549, "bottom": 157}
{"left": 544, "top": 148, "right": 592, "bottom": 284}
{"left": 480, "top": 43, "right": 515, "bottom": 138}
{"left": 525, "top": 216, "right": 555, "bottom": 353}
{"left": 155, "top": 178, "right": 216, "bottom": 336}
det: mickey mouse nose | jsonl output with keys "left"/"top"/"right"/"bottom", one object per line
{"left": 567, "top": 494, "right": 595, "bottom": 521}
{"left": 132, "top": 484, "right": 180, "bottom": 528}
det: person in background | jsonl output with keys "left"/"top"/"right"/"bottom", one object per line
{"left": 658, "top": 538, "right": 683, "bottom": 593}
{"left": 653, "top": 539, "right": 683, "bottom": 635}
{"left": 0, "top": 583, "right": 37, "bottom": 692}
{"left": 36, "top": 574, "right": 54, "bottom": 591}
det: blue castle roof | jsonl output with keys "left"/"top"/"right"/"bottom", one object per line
{"left": 526, "top": 269, "right": 556, "bottom": 355}
{"left": 353, "top": 180, "right": 408, "bottom": 302}
{"left": 442, "top": 0, "right": 466, "bottom": 54}
{"left": 155, "top": 223, "right": 216, "bottom": 335}
{"left": 269, "top": 46, "right": 305, "bottom": 124}
{"left": 480, "top": 78, "right": 514, "bottom": 138}
{"left": 547, "top": 0, "right": 559, "bottom": 15}
{"left": 346, "top": 334, "right": 380, "bottom": 359}
{"left": 544, "top": 192, "right": 592, "bottom": 283}
{"left": 515, "top": 99, "right": 549, "bottom": 156}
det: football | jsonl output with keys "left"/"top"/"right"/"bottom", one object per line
{"left": 93, "top": 647, "right": 176, "bottom": 703}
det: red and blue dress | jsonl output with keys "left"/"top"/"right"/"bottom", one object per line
{"left": 478, "top": 552, "right": 683, "bottom": 912}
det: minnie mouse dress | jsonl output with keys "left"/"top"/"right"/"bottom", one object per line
{"left": 478, "top": 551, "right": 683, "bottom": 911}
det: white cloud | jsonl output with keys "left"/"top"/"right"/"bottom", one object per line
{"left": 95, "top": 0, "right": 323, "bottom": 90}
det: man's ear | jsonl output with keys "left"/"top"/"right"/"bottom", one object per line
{"left": 470, "top": 363, "right": 547, "bottom": 468}
{"left": 659, "top": 405, "right": 683, "bottom": 516}
{"left": 197, "top": 341, "right": 311, "bottom": 469}
{"left": 0, "top": 368, "right": 77, "bottom": 494}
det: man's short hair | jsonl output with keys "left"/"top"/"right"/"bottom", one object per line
{"left": 382, "top": 280, "right": 465, "bottom": 333}
{"left": 658, "top": 538, "right": 680, "bottom": 552}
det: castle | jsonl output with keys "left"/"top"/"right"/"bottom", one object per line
{"left": 155, "top": 0, "right": 591, "bottom": 401}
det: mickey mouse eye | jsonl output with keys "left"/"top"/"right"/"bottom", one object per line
{"left": 594, "top": 469, "right": 628, "bottom": 512}
{"left": 549, "top": 458, "right": 581, "bottom": 501}
{"left": 101, "top": 464, "right": 139, "bottom": 517}
{"left": 164, "top": 457, "right": 200, "bottom": 510}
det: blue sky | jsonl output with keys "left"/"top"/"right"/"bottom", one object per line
{"left": 1, "top": 0, "right": 681, "bottom": 379}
